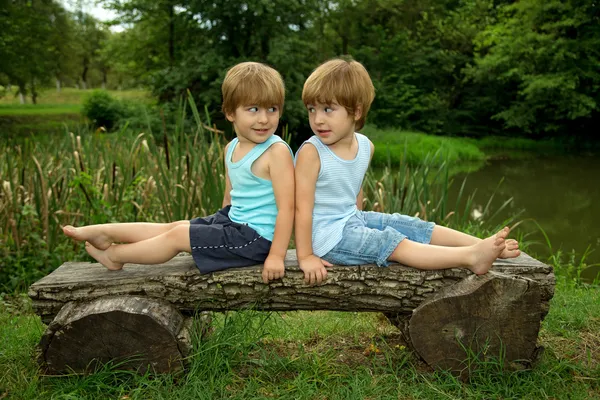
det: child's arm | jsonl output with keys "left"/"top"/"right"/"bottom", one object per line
{"left": 355, "top": 140, "right": 374, "bottom": 211}
{"left": 356, "top": 188, "right": 364, "bottom": 210}
{"left": 222, "top": 142, "right": 232, "bottom": 208}
{"left": 295, "top": 144, "right": 333, "bottom": 285}
{"left": 262, "top": 143, "right": 295, "bottom": 283}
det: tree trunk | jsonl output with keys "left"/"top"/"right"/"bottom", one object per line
{"left": 56, "top": 78, "right": 61, "bottom": 93}
{"left": 29, "top": 251, "right": 555, "bottom": 375}
{"left": 168, "top": 1, "right": 175, "bottom": 67}
{"left": 30, "top": 79, "right": 37, "bottom": 104}
{"left": 102, "top": 68, "right": 108, "bottom": 90}
{"left": 39, "top": 296, "right": 192, "bottom": 374}
{"left": 82, "top": 57, "right": 89, "bottom": 90}
{"left": 29, "top": 251, "right": 554, "bottom": 321}
{"left": 394, "top": 272, "right": 543, "bottom": 376}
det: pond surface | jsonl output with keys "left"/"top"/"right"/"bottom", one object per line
{"left": 448, "top": 155, "right": 600, "bottom": 274}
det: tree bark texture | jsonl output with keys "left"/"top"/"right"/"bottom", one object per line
{"left": 30, "top": 250, "right": 554, "bottom": 374}
{"left": 29, "top": 250, "right": 554, "bottom": 322}
{"left": 403, "top": 272, "right": 542, "bottom": 374}
{"left": 38, "top": 295, "right": 192, "bottom": 374}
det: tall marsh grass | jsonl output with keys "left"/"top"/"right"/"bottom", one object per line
{"left": 1, "top": 96, "right": 225, "bottom": 290}
{"left": 1, "top": 96, "right": 516, "bottom": 292}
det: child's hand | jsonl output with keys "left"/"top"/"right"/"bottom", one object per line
{"left": 262, "top": 254, "right": 285, "bottom": 283}
{"left": 298, "top": 255, "right": 333, "bottom": 285}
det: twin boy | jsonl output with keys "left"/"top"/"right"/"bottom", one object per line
{"left": 64, "top": 60, "right": 520, "bottom": 284}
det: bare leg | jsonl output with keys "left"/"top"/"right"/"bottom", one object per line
{"left": 84, "top": 224, "right": 192, "bottom": 270}
{"left": 389, "top": 227, "right": 510, "bottom": 275}
{"left": 430, "top": 225, "right": 520, "bottom": 259}
{"left": 63, "top": 221, "right": 190, "bottom": 250}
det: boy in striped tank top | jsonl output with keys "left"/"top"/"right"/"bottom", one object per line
{"left": 63, "top": 62, "right": 295, "bottom": 283}
{"left": 295, "top": 58, "right": 520, "bottom": 285}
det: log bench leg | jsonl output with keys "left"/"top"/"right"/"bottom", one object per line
{"left": 389, "top": 271, "right": 543, "bottom": 376}
{"left": 38, "top": 296, "right": 192, "bottom": 374}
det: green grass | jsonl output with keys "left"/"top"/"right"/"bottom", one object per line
{"left": 1, "top": 276, "right": 598, "bottom": 399}
{"left": 0, "top": 104, "right": 82, "bottom": 116}
{"left": 0, "top": 87, "right": 152, "bottom": 106}
{"left": 1, "top": 97, "right": 597, "bottom": 398}
{"left": 364, "top": 126, "right": 594, "bottom": 166}
{"left": 0, "top": 88, "right": 152, "bottom": 137}
{"left": 363, "top": 125, "right": 486, "bottom": 168}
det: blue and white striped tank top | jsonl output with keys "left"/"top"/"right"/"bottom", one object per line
{"left": 299, "top": 133, "right": 371, "bottom": 256}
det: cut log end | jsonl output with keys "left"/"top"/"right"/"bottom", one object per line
{"left": 39, "top": 296, "right": 191, "bottom": 374}
{"left": 404, "top": 272, "right": 542, "bottom": 375}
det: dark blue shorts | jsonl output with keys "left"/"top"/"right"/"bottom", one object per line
{"left": 189, "top": 206, "right": 272, "bottom": 273}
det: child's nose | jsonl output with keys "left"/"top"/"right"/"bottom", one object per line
{"left": 257, "top": 110, "right": 268, "bottom": 123}
{"left": 314, "top": 111, "right": 325, "bottom": 124}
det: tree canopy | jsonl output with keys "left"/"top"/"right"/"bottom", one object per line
{"left": 1, "top": 0, "right": 598, "bottom": 139}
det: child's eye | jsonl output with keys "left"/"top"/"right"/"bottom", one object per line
{"left": 324, "top": 107, "right": 333, "bottom": 113}
{"left": 268, "top": 107, "right": 278, "bottom": 113}
{"left": 307, "top": 107, "right": 315, "bottom": 113}
{"left": 248, "top": 107, "right": 258, "bottom": 112}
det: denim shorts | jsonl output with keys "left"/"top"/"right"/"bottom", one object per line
{"left": 189, "top": 206, "right": 272, "bottom": 274}
{"left": 321, "top": 211, "right": 435, "bottom": 267}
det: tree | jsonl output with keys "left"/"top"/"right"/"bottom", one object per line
{"left": 72, "top": 12, "right": 107, "bottom": 89}
{"left": 467, "top": 0, "right": 600, "bottom": 138}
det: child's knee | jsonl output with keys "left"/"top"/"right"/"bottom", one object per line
{"left": 166, "top": 224, "right": 190, "bottom": 246}
{"left": 168, "top": 220, "right": 190, "bottom": 229}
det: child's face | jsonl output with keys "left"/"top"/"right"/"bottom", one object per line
{"left": 226, "top": 105, "right": 280, "bottom": 144}
{"left": 306, "top": 101, "right": 359, "bottom": 145}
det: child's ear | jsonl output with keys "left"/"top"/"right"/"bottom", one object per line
{"left": 225, "top": 112, "right": 235, "bottom": 122}
{"left": 354, "top": 105, "right": 363, "bottom": 121}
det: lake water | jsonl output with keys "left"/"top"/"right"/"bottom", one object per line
{"left": 448, "top": 155, "right": 600, "bottom": 275}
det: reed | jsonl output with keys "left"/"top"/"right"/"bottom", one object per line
{"left": 1, "top": 97, "right": 513, "bottom": 291}
{"left": 0, "top": 97, "right": 226, "bottom": 290}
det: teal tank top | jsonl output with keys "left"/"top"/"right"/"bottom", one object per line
{"left": 226, "top": 135, "right": 292, "bottom": 241}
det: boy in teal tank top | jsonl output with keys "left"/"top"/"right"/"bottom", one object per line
{"left": 295, "top": 58, "right": 521, "bottom": 285}
{"left": 63, "top": 62, "right": 294, "bottom": 283}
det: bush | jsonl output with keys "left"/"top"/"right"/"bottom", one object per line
{"left": 82, "top": 90, "right": 126, "bottom": 130}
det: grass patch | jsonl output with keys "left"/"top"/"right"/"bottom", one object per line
{"left": 0, "top": 104, "right": 82, "bottom": 116}
{"left": 0, "top": 113, "right": 84, "bottom": 137}
{"left": 363, "top": 125, "right": 486, "bottom": 168}
{"left": 0, "top": 88, "right": 153, "bottom": 106}
{"left": 1, "top": 276, "right": 598, "bottom": 399}
{"left": 0, "top": 88, "right": 152, "bottom": 137}
{"left": 364, "top": 126, "right": 598, "bottom": 167}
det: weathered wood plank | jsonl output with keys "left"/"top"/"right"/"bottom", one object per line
{"left": 29, "top": 250, "right": 554, "bottom": 322}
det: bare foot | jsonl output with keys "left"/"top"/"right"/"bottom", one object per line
{"left": 469, "top": 227, "right": 509, "bottom": 275}
{"left": 85, "top": 242, "right": 124, "bottom": 271}
{"left": 499, "top": 238, "right": 520, "bottom": 259}
{"left": 63, "top": 225, "right": 112, "bottom": 250}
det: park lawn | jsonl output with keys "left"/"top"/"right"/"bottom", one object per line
{"left": 0, "top": 88, "right": 152, "bottom": 137}
{"left": 364, "top": 125, "right": 580, "bottom": 167}
{"left": 0, "top": 104, "right": 82, "bottom": 116}
{"left": 0, "top": 88, "right": 152, "bottom": 106}
{"left": 363, "top": 125, "right": 486, "bottom": 168}
{"left": 1, "top": 277, "right": 598, "bottom": 400}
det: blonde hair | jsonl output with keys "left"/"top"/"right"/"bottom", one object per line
{"left": 222, "top": 62, "right": 285, "bottom": 116}
{"left": 302, "top": 58, "right": 375, "bottom": 130}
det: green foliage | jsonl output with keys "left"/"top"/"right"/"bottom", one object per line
{"left": 364, "top": 126, "right": 485, "bottom": 167}
{"left": 467, "top": 0, "right": 600, "bottom": 137}
{"left": 1, "top": 276, "right": 599, "bottom": 398}
{"left": 82, "top": 90, "right": 125, "bottom": 130}
{"left": 0, "top": 97, "right": 225, "bottom": 292}
{"left": 3, "top": 0, "right": 600, "bottom": 140}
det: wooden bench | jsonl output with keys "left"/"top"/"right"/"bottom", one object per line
{"left": 29, "top": 250, "right": 555, "bottom": 375}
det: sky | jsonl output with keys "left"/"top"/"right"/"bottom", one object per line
{"left": 62, "top": 1, "right": 124, "bottom": 31}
